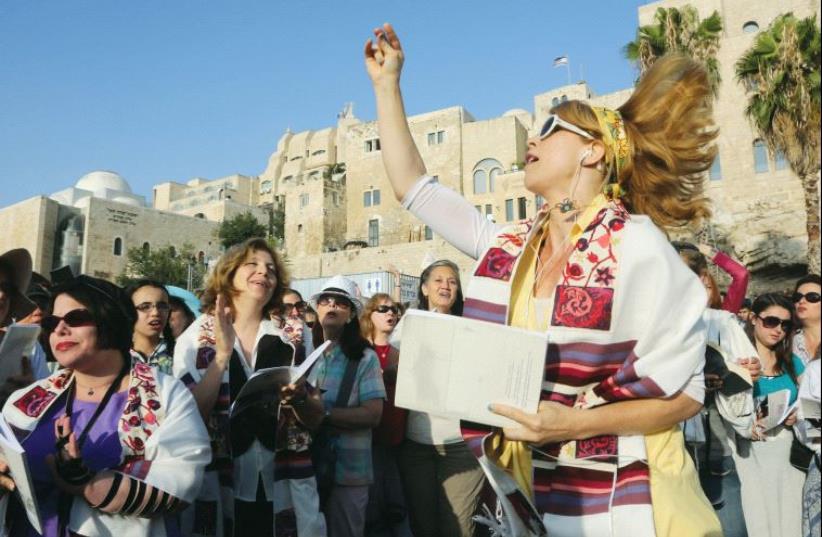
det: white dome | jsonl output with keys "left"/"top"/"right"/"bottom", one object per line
{"left": 502, "top": 108, "right": 530, "bottom": 118}
{"left": 76, "top": 170, "right": 132, "bottom": 195}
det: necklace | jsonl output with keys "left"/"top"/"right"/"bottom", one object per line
{"left": 75, "top": 377, "right": 119, "bottom": 397}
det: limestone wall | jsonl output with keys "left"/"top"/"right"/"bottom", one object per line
{"left": 0, "top": 196, "right": 61, "bottom": 274}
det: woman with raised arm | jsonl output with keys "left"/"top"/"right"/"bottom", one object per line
{"left": 173, "top": 238, "right": 326, "bottom": 537}
{"left": 365, "top": 24, "right": 720, "bottom": 537}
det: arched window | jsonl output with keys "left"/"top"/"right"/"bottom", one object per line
{"left": 753, "top": 139, "right": 769, "bottom": 173}
{"left": 472, "top": 158, "right": 504, "bottom": 194}
{"left": 169, "top": 246, "right": 176, "bottom": 257}
{"left": 560, "top": 94, "right": 568, "bottom": 102}
{"left": 198, "top": 251, "right": 205, "bottom": 263}
{"left": 775, "top": 150, "right": 788, "bottom": 171}
{"left": 742, "top": 21, "right": 759, "bottom": 34}
{"left": 113, "top": 237, "right": 123, "bottom": 256}
{"left": 551, "top": 97, "right": 559, "bottom": 107}
{"left": 142, "top": 241, "right": 150, "bottom": 253}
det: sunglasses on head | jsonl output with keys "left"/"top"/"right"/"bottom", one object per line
{"left": 375, "top": 305, "right": 399, "bottom": 315}
{"left": 42, "top": 309, "right": 96, "bottom": 333}
{"left": 539, "top": 114, "right": 595, "bottom": 141}
{"left": 792, "top": 292, "right": 821, "bottom": 304}
{"left": 757, "top": 315, "right": 793, "bottom": 332}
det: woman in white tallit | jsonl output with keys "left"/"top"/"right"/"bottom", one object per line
{"left": 365, "top": 23, "right": 721, "bottom": 537}
{"left": 0, "top": 275, "right": 210, "bottom": 537}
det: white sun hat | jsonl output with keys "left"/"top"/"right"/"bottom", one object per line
{"left": 309, "top": 274, "right": 363, "bottom": 315}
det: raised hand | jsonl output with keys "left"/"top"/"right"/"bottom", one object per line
{"left": 364, "top": 23, "right": 404, "bottom": 87}
{"left": 213, "top": 293, "right": 236, "bottom": 368}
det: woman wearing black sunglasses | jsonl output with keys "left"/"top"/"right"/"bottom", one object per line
{"left": 737, "top": 293, "right": 806, "bottom": 536}
{"left": 359, "top": 293, "right": 408, "bottom": 535}
{"left": 793, "top": 274, "right": 821, "bottom": 365}
{"left": 366, "top": 23, "right": 719, "bottom": 537}
{"left": 0, "top": 275, "right": 210, "bottom": 536}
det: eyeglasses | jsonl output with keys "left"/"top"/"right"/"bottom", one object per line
{"left": 284, "top": 301, "right": 307, "bottom": 314}
{"left": 375, "top": 305, "right": 399, "bottom": 315}
{"left": 757, "top": 315, "right": 793, "bottom": 332}
{"left": 317, "top": 295, "right": 351, "bottom": 310}
{"left": 42, "top": 309, "right": 96, "bottom": 332}
{"left": 134, "top": 302, "right": 171, "bottom": 313}
{"left": 792, "top": 292, "right": 821, "bottom": 304}
{"left": 539, "top": 114, "right": 594, "bottom": 141}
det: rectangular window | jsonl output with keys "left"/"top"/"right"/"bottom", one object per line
{"left": 431, "top": 175, "right": 439, "bottom": 183}
{"left": 505, "top": 199, "right": 514, "bottom": 222}
{"left": 368, "top": 219, "right": 379, "bottom": 247}
{"left": 332, "top": 192, "right": 339, "bottom": 206}
{"left": 753, "top": 141, "right": 769, "bottom": 173}
{"left": 518, "top": 197, "right": 527, "bottom": 219}
{"left": 427, "top": 130, "right": 446, "bottom": 146}
{"left": 299, "top": 193, "right": 309, "bottom": 208}
{"left": 535, "top": 195, "right": 544, "bottom": 210}
{"left": 485, "top": 204, "right": 493, "bottom": 217}
{"left": 424, "top": 226, "right": 433, "bottom": 240}
{"left": 775, "top": 151, "right": 788, "bottom": 171}
{"left": 373, "top": 189, "right": 381, "bottom": 206}
{"left": 363, "top": 191, "right": 372, "bottom": 207}
{"left": 709, "top": 154, "right": 722, "bottom": 181}
{"left": 365, "top": 138, "right": 381, "bottom": 153}
{"left": 475, "top": 205, "right": 482, "bottom": 213}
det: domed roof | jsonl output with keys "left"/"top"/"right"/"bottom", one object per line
{"left": 502, "top": 108, "right": 531, "bottom": 118}
{"left": 76, "top": 170, "right": 132, "bottom": 195}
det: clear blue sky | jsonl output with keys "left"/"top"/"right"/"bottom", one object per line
{"left": 0, "top": 0, "right": 648, "bottom": 207}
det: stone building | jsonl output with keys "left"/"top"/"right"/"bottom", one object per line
{"left": 0, "top": 171, "right": 221, "bottom": 282}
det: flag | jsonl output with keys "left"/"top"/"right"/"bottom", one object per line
{"left": 553, "top": 56, "right": 568, "bottom": 67}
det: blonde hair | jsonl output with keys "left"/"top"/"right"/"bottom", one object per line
{"left": 360, "top": 293, "right": 394, "bottom": 342}
{"left": 200, "top": 237, "right": 289, "bottom": 315}
{"left": 553, "top": 53, "right": 717, "bottom": 228}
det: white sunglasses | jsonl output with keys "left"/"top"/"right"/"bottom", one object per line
{"left": 538, "top": 114, "right": 594, "bottom": 141}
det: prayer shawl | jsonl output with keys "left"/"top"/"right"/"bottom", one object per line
{"left": 460, "top": 200, "right": 707, "bottom": 537}
{"left": 174, "top": 315, "right": 324, "bottom": 537}
{"left": 1, "top": 362, "right": 211, "bottom": 537}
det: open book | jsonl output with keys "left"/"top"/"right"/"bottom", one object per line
{"left": 393, "top": 310, "right": 548, "bottom": 428}
{"left": 229, "top": 341, "right": 330, "bottom": 418}
{"left": 0, "top": 413, "right": 42, "bottom": 534}
{"left": 756, "top": 389, "right": 797, "bottom": 433}
{"left": 703, "top": 342, "right": 753, "bottom": 396}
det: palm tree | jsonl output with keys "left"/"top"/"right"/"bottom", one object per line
{"left": 736, "top": 13, "right": 821, "bottom": 274}
{"left": 625, "top": 5, "right": 723, "bottom": 96}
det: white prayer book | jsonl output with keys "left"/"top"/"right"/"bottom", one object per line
{"left": 229, "top": 340, "right": 330, "bottom": 418}
{"left": 394, "top": 310, "right": 548, "bottom": 428}
{"left": 0, "top": 325, "right": 41, "bottom": 386}
{"left": 756, "top": 389, "right": 796, "bottom": 432}
{"left": 0, "top": 413, "right": 42, "bottom": 534}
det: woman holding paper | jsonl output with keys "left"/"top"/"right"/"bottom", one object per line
{"left": 0, "top": 274, "right": 211, "bottom": 536}
{"left": 366, "top": 24, "right": 719, "bottom": 536}
{"left": 734, "top": 293, "right": 805, "bottom": 536}
{"left": 173, "top": 237, "right": 326, "bottom": 537}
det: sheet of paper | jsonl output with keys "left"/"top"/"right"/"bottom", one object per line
{"left": 0, "top": 414, "right": 42, "bottom": 534}
{"left": 292, "top": 340, "right": 331, "bottom": 380}
{"left": 0, "top": 325, "right": 41, "bottom": 386}
{"left": 395, "top": 310, "right": 548, "bottom": 428}
{"left": 800, "top": 396, "right": 821, "bottom": 421}
{"left": 757, "top": 389, "right": 794, "bottom": 432}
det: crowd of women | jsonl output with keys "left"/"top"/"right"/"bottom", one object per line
{"left": 0, "top": 21, "right": 817, "bottom": 537}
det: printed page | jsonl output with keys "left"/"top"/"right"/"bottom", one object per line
{"left": 757, "top": 389, "right": 793, "bottom": 432}
{"left": 0, "top": 414, "right": 42, "bottom": 534}
{"left": 0, "top": 325, "right": 41, "bottom": 385}
{"left": 395, "top": 310, "right": 548, "bottom": 428}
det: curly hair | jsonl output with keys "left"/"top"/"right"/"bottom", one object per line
{"left": 552, "top": 53, "right": 718, "bottom": 228}
{"left": 200, "top": 238, "right": 289, "bottom": 315}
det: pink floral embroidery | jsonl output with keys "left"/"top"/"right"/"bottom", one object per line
{"left": 552, "top": 286, "right": 614, "bottom": 330}
{"left": 475, "top": 247, "right": 517, "bottom": 281}
{"left": 576, "top": 435, "right": 618, "bottom": 459}
{"left": 118, "top": 362, "right": 162, "bottom": 459}
{"left": 13, "top": 386, "right": 56, "bottom": 418}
